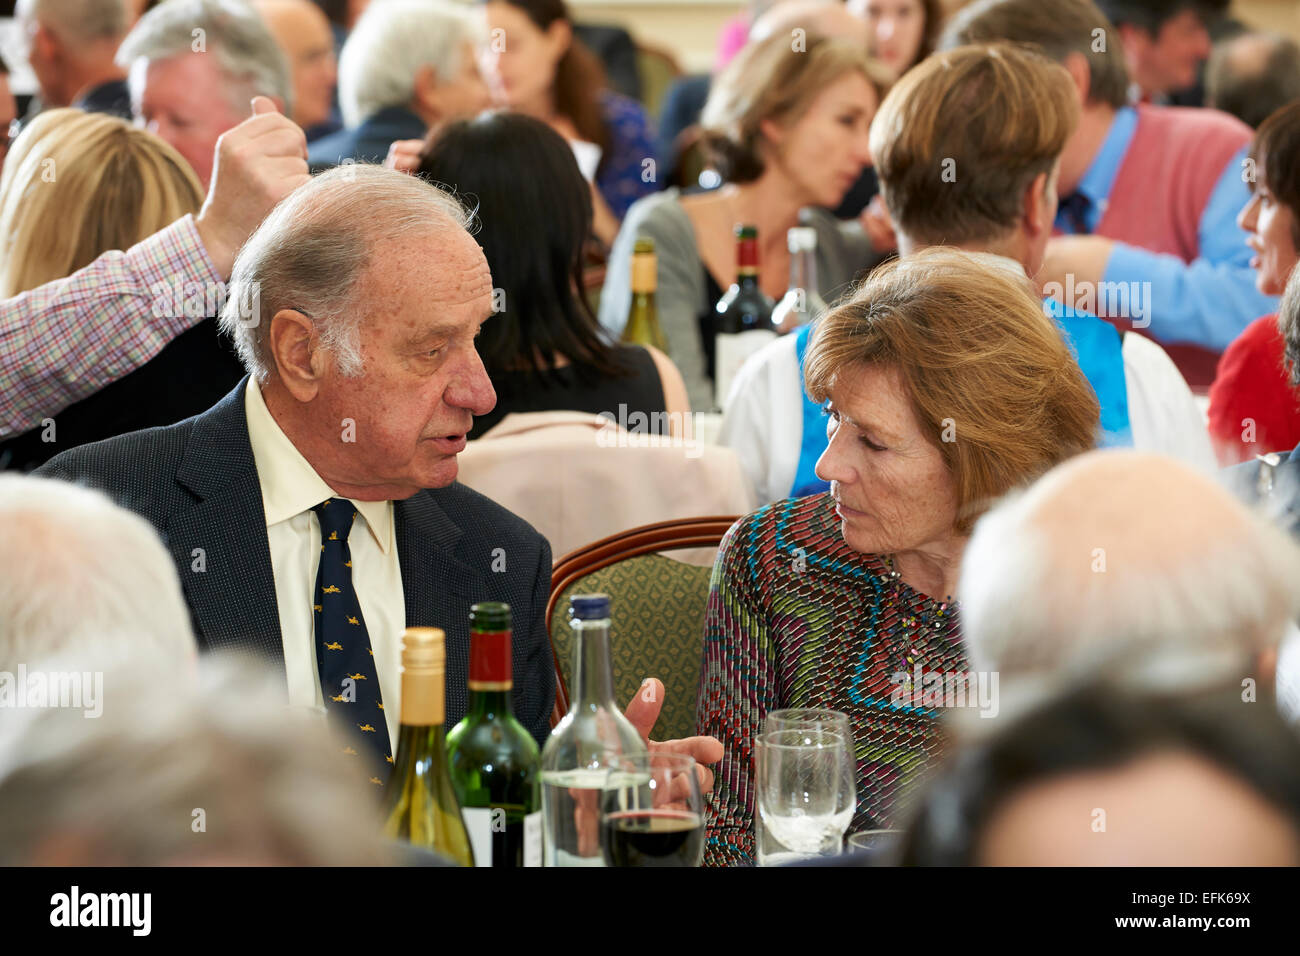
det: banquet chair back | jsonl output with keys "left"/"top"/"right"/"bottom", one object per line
{"left": 546, "top": 516, "right": 739, "bottom": 738}
{"left": 634, "top": 42, "right": 683, "bottom": 121}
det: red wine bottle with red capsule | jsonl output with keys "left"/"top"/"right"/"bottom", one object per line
{"left": 446, "top": 603, "right": 541, "bottom": 867}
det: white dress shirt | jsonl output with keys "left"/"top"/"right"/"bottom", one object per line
{"left": 243, "top": 379, "right": 406, "bottom": 752}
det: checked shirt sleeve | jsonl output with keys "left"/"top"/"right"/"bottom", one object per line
{"left": 0, "top": 214, "right": 221, "bottom": 437}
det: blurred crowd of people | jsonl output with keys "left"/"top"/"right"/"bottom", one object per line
{"left": 4, "top": 0, "right": 1300, "bottom": 867}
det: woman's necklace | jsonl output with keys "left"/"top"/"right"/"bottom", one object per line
{"left": 880, "top": 553, "right": 954, "bottom": 695}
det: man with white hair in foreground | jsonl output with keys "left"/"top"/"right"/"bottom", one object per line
{"left": 957, "top": 449, "right": 1300, "bottom": 725}
{"left": 0, "top": 654, "right": 394, "bottom": 865}
{"left": 0, "top": 474, "right": 197, "bottom": 675}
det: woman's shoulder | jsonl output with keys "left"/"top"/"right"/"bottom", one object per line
{"left": 608, "top": 342, "right": 659, "bottom": 376}
{"left": 622, "top": 189, "right": 697, "bottom": 249}
{"left": 718, "top": 492, "right": 884, "bottom": 586}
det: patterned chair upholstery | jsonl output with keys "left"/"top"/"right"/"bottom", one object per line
{"left": 547, "top": 517, "right": 740, "bottom": 741}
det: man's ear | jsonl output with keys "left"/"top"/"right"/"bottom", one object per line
{"left": 412, "top": 63, "right": 438, "bottom": 114}
{"left": 1257, "top": 645, "right": 1279, "bottom": 689}
{"left": 1061, "top": 51, "right": 1092, "bottom": 105}
{"left": 1023, "top": 170, "right": 1052, "bottom": 239}
{"left": 34, "top": 23, "right": 60, "bottom": 64}
{"left": 1116, "top": 23, "right": 1150, "bottom": 59}
{"left": 268, "top": 308, "right": 326, "bottom": 401}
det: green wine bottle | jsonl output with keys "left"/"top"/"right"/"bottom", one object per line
{"left": 383, "top": 627, "right": 475, "bottom": 866}
{"left": 447, "top": 603, "right": 542, "bottom": 867}
{"left": 622, "top": 238, "right": 668, "bottom": 352}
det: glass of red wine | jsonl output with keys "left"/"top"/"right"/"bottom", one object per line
{"left": 599, "top": 752, "right": 704, "bottom": 867}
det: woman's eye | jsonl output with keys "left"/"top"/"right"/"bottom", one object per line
{"left": 860, "top": 437, "right": 886, "bottom": 451}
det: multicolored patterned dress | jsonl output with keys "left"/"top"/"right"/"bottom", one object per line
{"left": 697, "top": 492, "right": 967, "bottom": 867}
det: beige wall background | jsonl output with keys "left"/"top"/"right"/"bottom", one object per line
{"left": 571, "top": 0, "right": 1300, "bottom": 75}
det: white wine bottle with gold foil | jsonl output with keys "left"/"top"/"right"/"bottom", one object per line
{"left": 383, "top": 627, "right": 474, "bottom": 866}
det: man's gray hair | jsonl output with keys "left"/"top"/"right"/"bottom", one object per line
{"left": 337, "top": 0, "right": 483, "bottom": 128}
{"left": 220, "top": 163, "right": 475, "bottom": 383}
{"left": 16, "top": 0, "right": 130, "bottom": 45}
{"left": 958, "top": 466, "right": 1300, "bottom": 718}
{"left": 0, "top": 654, "right": 394, "bottom": 864}
{"left": 0, "top": 475, "right": 196, "bottom": 674}
{"left": 117, "top": 0, "right": 293, "bottom": 117}
{"left": 1207, "top": 32, "right": 1300, "bottom": 131}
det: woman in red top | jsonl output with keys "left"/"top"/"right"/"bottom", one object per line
{"left": 1207, "top": 102, "right": 1300, "bottom": 463}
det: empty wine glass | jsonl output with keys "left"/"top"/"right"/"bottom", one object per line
{"left": 754, "top": 728, "right": 850, "bottom": 865}
{"left": 761, "top": 708, "right": 857, "bottom": 859}
{"left": 599, "top": 752, "right": 704, "bottom": 867}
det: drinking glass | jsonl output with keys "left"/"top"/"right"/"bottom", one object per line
{"left": 754, "top": 728, "right": 849, "bottom": 865}
{"left": 759, "top": 709, "right": 857, "bottom": 861}
{"left": 599, "top": 752, "right": 704, "bottom": 867}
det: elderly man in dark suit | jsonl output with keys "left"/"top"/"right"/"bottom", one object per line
{"left": 38, "top": 165, "right": 722, "bottom": 791}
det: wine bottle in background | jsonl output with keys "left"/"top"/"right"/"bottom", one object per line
{"left": 713, "top": 223, "right": 776, "bottom": 411}
{"left": 383, "top": 627, "right": 474, "bottom": 866}
{"left": 540, "top": 593, "right": 646, "bottom": 867}
{"left": 772, "top": 227, "right": 828, "bottom": 334}
{"left": 622, "top": 238, "right": 667, "bottom": 352}
{"left": 447, "top": 602, "right": 542, "bottom": 868}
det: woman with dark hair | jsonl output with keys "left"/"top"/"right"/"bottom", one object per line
{"left": 847, "top": 0, "right": 943, "bottom": 81}
{"left": 416, "top": 111, "right": 688, "bottom": 440}
{"left": 479, "top": 0, "right": 658, "bottom": 246}
{"left": 1207, "top": 100, "right": 1300, "bottom": 463}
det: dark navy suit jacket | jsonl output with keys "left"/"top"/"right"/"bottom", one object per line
{"left": 36, "top": 380, "right": 556, "bottom": 746}
{"left": 307, "top": 105, "right": 427, "bottom": 172}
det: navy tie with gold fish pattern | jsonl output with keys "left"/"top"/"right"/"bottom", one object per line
{"left": 313, "top": 498, "right": 391, "bottom": 785}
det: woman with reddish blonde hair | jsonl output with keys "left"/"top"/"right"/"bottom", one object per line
{"left": 698, "top": 248, "right": 1100, "bottom": 866}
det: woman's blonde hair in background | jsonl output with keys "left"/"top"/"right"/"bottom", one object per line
{"left": 700, "top": 31, "right": 891, "bottom": 184}
{"left": 0, "top": 108, "right": 204, "bottom": 298}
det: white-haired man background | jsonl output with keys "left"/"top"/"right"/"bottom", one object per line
{"left": 0, "top": 654, "right": 394, "bottom": 865}
{"left": 0, "top": 474, "right": 196, "bottom": 674}
{"left": 15, "top": 0, "right": 133, "bottom": 118}
{"left": 117, "top": 0, "right": 292, "bottom": 185}
{"left": 251, "top": 0, "right": 340, "bottom": 137}
{"left": 307, "top": 0, "right": 489, "bottom": 168}
{"left": 957, "top": 449, "right": 1300, "bottom": 724}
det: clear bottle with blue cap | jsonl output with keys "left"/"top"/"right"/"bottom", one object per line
{"left": 540, "top": 593, "right": 647, "bottom": 866}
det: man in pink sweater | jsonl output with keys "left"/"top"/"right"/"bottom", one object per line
{"left": 946, "top": 0, "right": 1276, "bottom": 390}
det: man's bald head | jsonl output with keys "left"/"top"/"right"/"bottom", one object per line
{"left": 1207, "top": 31, "right": 1300, "bottom": 130}
{"left": 960, "top": 450, "right": 1300, "bottom": 702}
{"left": 980, "top": 748, "right": 1300, "bottom": 865}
